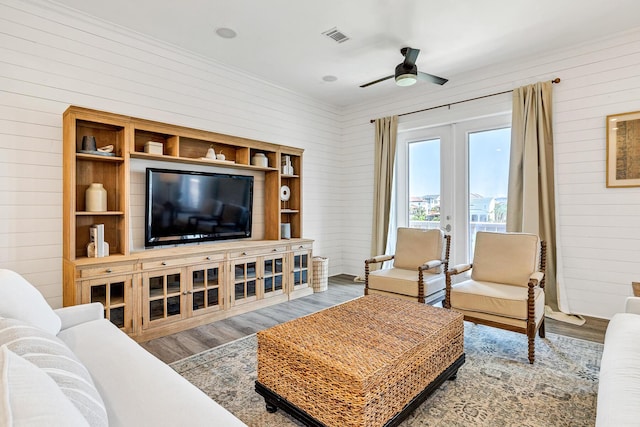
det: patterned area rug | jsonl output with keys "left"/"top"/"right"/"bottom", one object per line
{"left": 171, "top": 323, "right": 602, "bottom": 426}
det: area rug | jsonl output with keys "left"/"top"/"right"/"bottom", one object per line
{"left": 171, "top": 323, "right": 602, "bottom": 426}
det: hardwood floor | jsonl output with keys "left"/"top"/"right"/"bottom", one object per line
{"left": 141, "top": 274, "right": 608, "bottom": 364}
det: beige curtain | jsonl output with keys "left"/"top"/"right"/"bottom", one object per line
{"left": 507, "top": 81, "right": 558, "bottom": 310}
{"left": 371, "top": 116, "right": 398, "bottom": 258}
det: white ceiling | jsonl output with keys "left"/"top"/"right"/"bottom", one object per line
{"left": 53, "top": 0, "right": 640, "bottom": 106}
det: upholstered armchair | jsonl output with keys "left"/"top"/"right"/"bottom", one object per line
{"left": 444, "top": 231, "right": 546, "bottom": 364}
{"left": 365, "top": 228, "right": 450, "bottom": 304}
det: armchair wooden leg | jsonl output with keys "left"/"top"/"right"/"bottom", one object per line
{"left": 528, "top": 335, "right": 535, "bottom": 364}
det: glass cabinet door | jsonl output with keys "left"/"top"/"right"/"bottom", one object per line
{"left": 262, "top": 254, "right": 285, "bottom": 298}
{"left": 189, "top": 263, "right": 223, "bottom": 316}
{"left": 142, "top": 268, "right": 184, "bottom": 329}
{"left": 81, "top": 275, "right": 132, "bottom": 333}
{"left": 292, "top": 250, "right": 310, "bottom": 291}
{"left": 231, "top": 259, "right": 257, "bottom": 306}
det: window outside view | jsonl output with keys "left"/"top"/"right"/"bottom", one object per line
{"left": 408, "top": 128, "right": 511, "bottom": 258}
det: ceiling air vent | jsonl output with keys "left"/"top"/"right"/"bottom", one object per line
{"left": 322, "top": 27, "right": 350, "bottom": 44}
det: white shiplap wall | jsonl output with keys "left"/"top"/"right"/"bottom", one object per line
{"left": 0, "top": 0, "right": 343, "bottom": 308}
{"left": 341, "top": 28, "right": 640, "bottom": 319}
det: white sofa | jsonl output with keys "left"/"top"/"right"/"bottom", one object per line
{"left": 0, "top": 269, "right": 246, "bottom": 426}
{"left": 596, "top": 296, "right": 640, "bottom": 426}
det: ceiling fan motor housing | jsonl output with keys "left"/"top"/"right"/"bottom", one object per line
{"left": 395, "top": 62, "right": 417, "bottom": 86}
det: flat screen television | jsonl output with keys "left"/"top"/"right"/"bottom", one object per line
{"left": 145, "top": 168, "right": 254, "bottom": 247}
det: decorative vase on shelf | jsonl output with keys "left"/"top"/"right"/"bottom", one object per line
{"left": 85, "top": 183, "right": 107, "bottom": 212}
{"left": 282, "top": 155, "right": 294, "bottom": 175}
{"left": 251, "top": 152, "right": 269, "bottom": 167}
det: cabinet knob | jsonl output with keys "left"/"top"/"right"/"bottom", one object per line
{"left": 105, "top": 268, "right": 112, "bottom": 273}
{"left": 299, "top": 246, "right": 304, "bottom": 249}
{"left": 161, "top": 261, "right": 167, "bottom": 266}
{"left": 242, "top": 252, "right": 247, "bottom": 256}
{"left": 206, "top": 256, "right": 211, "bottom": 260}
{"left": 183, "top": 291, "right": 188, "bottom": 295}
{"left": 272, "top": 248, "right": 278, "bottom": 252}
{"left": 187, "top": 290, "right": 193, "bottom": 294}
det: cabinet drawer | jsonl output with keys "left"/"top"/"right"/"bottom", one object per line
{"left": 229, "top": 246, "right": 288, "bottom": 259}
{"left": 290, "top": 242, "right": 313, "bottom": 251}
{"left": 79, "top": 264, "right": 134, "bottom": 278}
{"left": 142, "top": 253, "right": 224, "bottom": 270}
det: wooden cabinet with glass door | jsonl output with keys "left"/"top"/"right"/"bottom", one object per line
{"left": 290, "top": 243, "right": 312, "bottom": 295}
{"left": 230, "top": 258, "right": 258, "bottom": 307}
{"left": 141, "top": 268, "right": 185, "bottom": 330}
{"left": 80, "top": 274, "right": 134, "bottom": 333}
{"left": 187, "top": 262, "right": 225, "bottom": 317}
{"left": 261, "top": 252, "right": 286, "bottom": 300}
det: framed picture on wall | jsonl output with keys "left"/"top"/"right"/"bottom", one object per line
{"left": 606, "top": 110, "right": 640, "bottom": 187}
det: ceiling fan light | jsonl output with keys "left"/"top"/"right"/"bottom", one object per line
{"left": 395, "top": 73, "right": 417, "bottom": 86}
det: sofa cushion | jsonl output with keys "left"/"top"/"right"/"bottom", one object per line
{"left": 0, "top": 344, "right": 89, "bottom": 426}
{"left": 0, "top": 269, "right": 61, "bottom": 335}
{"left": 57, "top": 318, "right": 247, "bottom": 427}
{"left": 450, "top": 279, "right": 544, "bottom": 320}
{"left": 0, "top": 317, "right": 108, "bottom": 426}
{"left": 393, "top": 228, "right": 443, "bottom": 271}
{"left": 471, "top": 232, "right": 539, "bottom": 287}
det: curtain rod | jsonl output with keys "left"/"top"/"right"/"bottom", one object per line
{"left": 369, "top": 78, "right": 561, "bottom": 123}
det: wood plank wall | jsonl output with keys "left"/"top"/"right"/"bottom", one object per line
{"left": 0, "top": 0, "right": 343, "bottom": 307}
{"left": 340, "top": 28, "right": 640, "bottom": 319}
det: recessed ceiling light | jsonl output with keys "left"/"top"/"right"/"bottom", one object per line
{"left": 216, "top": 27, "right": 237, "bottom": 39}
{"left": 322, "top": 75, "right": 338, "bottom": 82}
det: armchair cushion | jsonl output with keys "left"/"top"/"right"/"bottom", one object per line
{"left": 368, "top": 268, "right": 445, "bottom": 298}
{"left": 450, "top": 279, "right": 545, "bottom": 320}
{"left": 393, "top": 228, "right": 444, "bottom": 271}
{"left": 471, "top": 232, "right": 540, "bottom": 287}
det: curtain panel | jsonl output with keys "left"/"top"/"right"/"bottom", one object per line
{"left": 371, "top": 116, "right": 399, "bottom": 260}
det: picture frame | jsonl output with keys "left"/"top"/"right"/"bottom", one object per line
{"left": 606, "top": 110, "right": 640, "bottom": 187}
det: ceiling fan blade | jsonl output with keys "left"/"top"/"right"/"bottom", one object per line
{"left": 402, "top": 47, "right": 420, "bottom": 67}
{"left": 417, "top": 71, "right": 448, "bottom": 85}
{"left": 360, "top": 75, "right": 394, "bottom": 88}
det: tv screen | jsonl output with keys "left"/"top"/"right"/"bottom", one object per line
{"left": 145, "top": 168, "right": 254, "bottom": 247}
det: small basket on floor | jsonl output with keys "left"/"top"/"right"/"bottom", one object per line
{"left": 312, "top": 257, "right": 328, "bottom": 292}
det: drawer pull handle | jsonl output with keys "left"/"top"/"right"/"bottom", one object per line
{"left": 242, "top": 252, "right": 247, "bottom": 256}
{"left": 272, "top": 248, "right": 278, "bottom": 252}
{"left": 161, "top": 261, "right": 167, "bottom": 266}
{"left": 206, "top": 256, "right": 211, "bottom": 260}
{"left": 299, "top": 246, "right": 304, "bottom": 249}
{"left": 105, "top": 268, "right": 112, "bottom": 273}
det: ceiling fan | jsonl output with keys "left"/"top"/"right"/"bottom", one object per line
{"left": 360, "top": 47, "right": 448, "bottom": 88}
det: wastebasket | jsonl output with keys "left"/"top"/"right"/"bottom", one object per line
{"left": 312, "top": 257, "right": 329, "bottom": 292}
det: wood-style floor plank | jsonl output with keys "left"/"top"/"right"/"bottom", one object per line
{"left": 140, "top": 274, "right": 608, "bottom": 364}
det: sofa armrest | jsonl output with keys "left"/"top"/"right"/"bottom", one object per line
{"left": 625, "top": 297, "right": 640, "bottom": 315}
{"left": 54, "top": 303, "right": 104, "bottom": 331}
{"left": 529, "top": 271, "right": 545, "bottom": 286}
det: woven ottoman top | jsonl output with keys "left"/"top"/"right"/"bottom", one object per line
{"left": 258, "top": 294, "right": 463, "bottom": 380}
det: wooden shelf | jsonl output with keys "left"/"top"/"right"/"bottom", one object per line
{"left": 281, "top": 209, "right": 300, "bottom": 214}
{"left": 76, "top": 211, "right": 124, "bottom": 216}
{"left": 76, "top": 153, "right": 124, "bottom": 162}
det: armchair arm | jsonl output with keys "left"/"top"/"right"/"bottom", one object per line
{"left": 448, "top": 263, "right": 472, "bottom": 275}
{"left": 625, "top": 297, "right": 640, "bottom": 315}
{"left": 54, "top": 303, "right": 104, "bottom": 332}
{"left": 365, "top": 254, "right": 394, "bottom": 265}
{"left": 528, "top": 271, "right": 545, "bottom": 287}
{"left": 419, "top": 260, "right": 443, "bottom": 272}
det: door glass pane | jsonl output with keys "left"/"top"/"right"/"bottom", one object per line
{"left": 275, "top": 258, "right": 283, "bottom": 274}
{"left": 192, "top": 270, "right": 205, "bottom": 290}
{"left": 167, "top": 296, "right": 180, "bottom": 316}
{"left": 264, "top": 277, "right": 273, "bottom": 293}
{"left": 110, "top": 282, "right": 124, "bottom": 304}
{"left": 167, "top": 273, "right": 180, "bottom": 294}
{"left": 193, "top": 290, "right": 205, "bottom": 310}
{"left": 207, "top": 267, "right": 219, "bottom": 284}
{"left": 149, "top": 276, "right": 164, "bottom": 298}
{"left": 275, "top": 275, "right": 283, "bottom": 291}
{"left": 264, "top": 259, "right": 273, "bottom": 275}
{"left": 207, "top": 288, "right": 219, "bottom": 306}
{"left": 409, "top": 139, "right": 441, "bottom": 230}
{"left": 91, "top": 285, "right": 107, "bottom": 305}
{"left": 468, "top": 128, "right": 510, "bottom": 259}
{"left": 247, "top": 280, "right": 256, "bottom": 297}
{"left": 235, "top": 283, "right": 245, "bottom": 300}
{"left": 149, "top": 299, "right": 164, "bottom": 321}
{"left": 110, "top": 307, "right": 125, "bottom": 328}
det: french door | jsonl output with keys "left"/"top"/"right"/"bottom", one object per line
{"left": 394, "top": 114, "right": 511, "bottom": 265}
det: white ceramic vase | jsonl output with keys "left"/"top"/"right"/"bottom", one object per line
{"left": 85, "top": 183, "right": 107, "bottom": 212}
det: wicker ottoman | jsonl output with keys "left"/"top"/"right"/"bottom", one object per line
{"left": 255, "top": 294, "right": 464, "bottom": 427}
